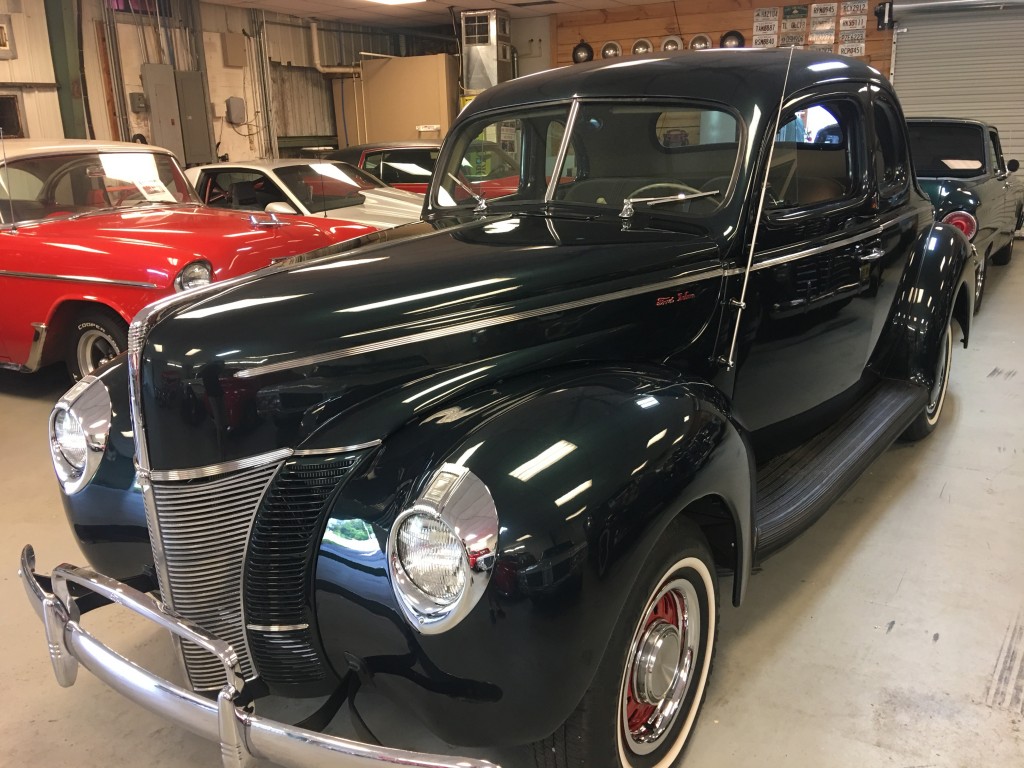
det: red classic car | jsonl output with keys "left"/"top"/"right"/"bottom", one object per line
{"left": 0, "top": 140, "right": 377, "bottom": 380}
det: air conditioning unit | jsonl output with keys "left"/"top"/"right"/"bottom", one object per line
{"left": 461, "top": 10, "right": 512, "bottom": 94}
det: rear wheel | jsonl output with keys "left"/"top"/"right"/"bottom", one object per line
{"left": 67, "top": 309, "right": 128, "bottom": 381}
{"left": 530, "top": 518, "right": 718, "bottom": 768}
{"left": 901, "top": 318, "right": 952, "bottom": 442}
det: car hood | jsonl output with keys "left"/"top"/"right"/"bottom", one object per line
{"left": 322, "top": 187, "right": 424, "bottom": 229}
{"left": 20, "top": 204, "right": 336, "bottom": 283}
{"left": 140, "top": 213, "right": 722, "bottom": 469}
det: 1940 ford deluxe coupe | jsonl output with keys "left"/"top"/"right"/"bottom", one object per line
{"left": 21, "top": 51, "right": 975, "bottom": 768}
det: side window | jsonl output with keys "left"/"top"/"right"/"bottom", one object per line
{"left": 872, "top": 96, "right": 910, "bottom": 197}
{"left": 768, "top": 102, "right": 855, "bottom": 209}
{"left": 361, "top": 152, "right": 384, "bottom": 177}
{"left": 380, "top": 149, "right": 436, "bottom": 185}
{"left": 988, "top": 131, "right": 1005, "bottom": 173}
{"left": 546, "top": 121, "right": 576, "bottom": 180}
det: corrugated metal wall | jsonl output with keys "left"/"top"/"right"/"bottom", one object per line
{"left": 893, "top": 10, "right": 1024, "bottom": 161}
{"left": 270, "top": 61, "right": 333, "bottom": 139}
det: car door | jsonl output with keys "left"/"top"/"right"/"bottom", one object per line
{"left": 728, "top": 88, "right": 896, "bottom": 450}
{"left": 988, "top": 128, "right": 1014, "bottom": 240}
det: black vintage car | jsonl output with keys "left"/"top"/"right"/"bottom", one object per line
{"left": 906, "top": 117, "right": 1023, "bottom": 310}
{"left": 22, "top": 51, "right": 975, "bottom": 768}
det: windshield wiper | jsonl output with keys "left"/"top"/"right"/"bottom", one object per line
{"left": 446, "top": 173, "right": 488, "bottom": 213}
{"left": 619, "top": 190, "right": 719, "bottom": 219}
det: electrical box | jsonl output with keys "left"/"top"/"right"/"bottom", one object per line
{"left": 129, "top": 92, "right": 148, "bottom": 113}
{"left": 222, "top": 32, "right": 247, "bottom": 68}
{"left": 226, "top": 96, "right": 246, "bottom": 126}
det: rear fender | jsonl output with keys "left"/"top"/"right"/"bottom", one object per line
{"left": 871, "top": 222, "right": 973, "bottom": 387}
{"left": 314, "top": 364, "right": 753, "bottom": 746}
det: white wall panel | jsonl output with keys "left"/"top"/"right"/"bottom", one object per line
{"left": 893, "top": 10, "right": 1024, "bottom": 162}
{"left": 0, "top": 0, "right": 60, "bottom": 138}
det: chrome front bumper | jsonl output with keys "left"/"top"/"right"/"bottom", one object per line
{"left": 19, "top": 545, "right": 500, "bottom": 768}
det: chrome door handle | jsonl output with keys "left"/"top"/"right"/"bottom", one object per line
{"left": 858, "top": 248, "right": 886, "bottom": 262}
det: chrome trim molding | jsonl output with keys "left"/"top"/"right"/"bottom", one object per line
{"left": 0, "top": 270, "right": 160, "bottom": 289}
{"left": 147, "top": 448, "right": 294, "bottom": 482}
{"left": 236, "top": 260, "right": 721, "bottom": 378}
{"left": 19, "top": 545, "right": 500, "bottom": 768}
{"left": 725, "top": 209, "right": 921, "bottom": 276}
{"left": 23, "top": 322, "right": 48, "bottom": 372}
{"left": 245, "top": 623, "right": 311, "bottom": 632}
{"left": 292, "top": 440, "right": 382, "bottom": 456}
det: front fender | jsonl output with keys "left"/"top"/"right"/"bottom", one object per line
{"left": 314, "top": 364, "right": 753, "bottom": 747}
{"left": 872, "top": 222, "right": 974, "bottom": 387}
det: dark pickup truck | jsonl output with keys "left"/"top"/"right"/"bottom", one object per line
{"left": 907, "top": 118, "right": 1023, "bottom": 310}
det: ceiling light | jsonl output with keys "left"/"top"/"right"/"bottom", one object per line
{"left": 366, "top": 0, "right": 426, "bottom": 5}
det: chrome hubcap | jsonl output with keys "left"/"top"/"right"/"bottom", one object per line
{"left": 621, "top": 577, "right": 699, "bottom": 754}
{"left": 77, "top": 329, "right": 119, "bottom": 376}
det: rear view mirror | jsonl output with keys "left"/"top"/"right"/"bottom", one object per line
{"left": 1008, "top": 159, "right": 1020, "bottom": 173}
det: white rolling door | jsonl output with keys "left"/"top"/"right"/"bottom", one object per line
{"left": 892, "top": 10, "right": 1024, "bottom": 163}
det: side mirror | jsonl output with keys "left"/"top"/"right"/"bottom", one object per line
{"left": 265, "top": 201, "right": 297, "bottom": 215}
{"left": 1008, "top": 159, "right": 1020, "bottom": 173}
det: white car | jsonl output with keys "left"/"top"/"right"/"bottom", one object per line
{"left": 185, "top": 159, "right": 423, "bottom": 230}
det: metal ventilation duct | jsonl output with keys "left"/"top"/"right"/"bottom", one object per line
{"left": 461, "top": 10, "right": 513, "bottom": 94}
{"left": 895, "top": 0, "right": 1024, "bottom": 12}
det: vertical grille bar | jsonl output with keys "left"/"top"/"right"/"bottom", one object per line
{"left": 151, "top": 461, "right": 284, "bottom": 690}
{"left": 244, "top": 454, "right": 362, "bottom": 687}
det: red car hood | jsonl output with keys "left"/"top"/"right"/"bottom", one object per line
{"left": 23, "top": 205, "right": 348, "bottom": 284}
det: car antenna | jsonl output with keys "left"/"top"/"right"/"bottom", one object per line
{"left": 0, "top": 128, "right": 16, "bottom": 232}
{"left": 721, "top": 46, "right": 795, "bottom": 370}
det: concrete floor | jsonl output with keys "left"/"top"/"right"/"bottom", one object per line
{"left": 2, "top": 262, "right": 1022, "bottom": 768}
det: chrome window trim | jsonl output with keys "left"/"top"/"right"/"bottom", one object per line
{"left": 544, "top": 98, "right": 580, "bottom": 202}
{"left": 723, "top": 209, "right": 921, "bottom": 276}
{"left": 0, "top": 270, "right": 160, "bottom": 289}
{"left": 236, "top": 257, "right": 722, "bottom": 379}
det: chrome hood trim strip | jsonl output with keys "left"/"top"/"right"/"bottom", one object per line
{"left": 235, "top": 258, "right": 721, "bottom": 379}
{"left": 0, "top": 269, "right": 160, "bottom": 289}
{"left": 148, "top": 449, "right": 294, "bottom": 482}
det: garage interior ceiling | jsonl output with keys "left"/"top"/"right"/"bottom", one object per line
{"left": 211, "top": 0, "right": 656, "bottom": 27}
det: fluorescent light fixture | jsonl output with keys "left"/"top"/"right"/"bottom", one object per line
{"left": 366, "top": 0, "right": 426, "bottom": 5}
{"left": 510, "top": 440, "right": 577, "bottom": 481}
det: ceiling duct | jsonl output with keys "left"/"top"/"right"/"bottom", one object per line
{"left": 461, "top": 10, "right": 513, "bottom": 94}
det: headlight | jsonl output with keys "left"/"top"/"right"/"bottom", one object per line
{"left": 388, "top": 464, "right": 498, "bottom": 634}
{"left": 175, "top": 261, "right": 212, "bottom": 291}
{"left": 49, "top": 375, "right": 112, "bottom": 495}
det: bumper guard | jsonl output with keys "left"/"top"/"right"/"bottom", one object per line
{"left": 19, "top": 545, "right": 499, "bottom": 768}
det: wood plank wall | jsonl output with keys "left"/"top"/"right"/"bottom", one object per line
{"left": 555, "top": 1, "right": 894, "bottom": 79}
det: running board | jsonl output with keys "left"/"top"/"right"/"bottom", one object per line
{"left": 753, "top": 380, "right": 926, "bottom": 559}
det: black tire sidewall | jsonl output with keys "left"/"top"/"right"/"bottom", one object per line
{"left": 582, "top": 519, "right": 718, "bottom": 768}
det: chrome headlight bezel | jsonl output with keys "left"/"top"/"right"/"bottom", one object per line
{"left": 387, "top": 463, "right": 499, "bottom": 635}
{"left": 174, "top": 260, "right": 212, "bottom": 292}
{"left": 48, "top": 374, "right": 112, "bottom": 495}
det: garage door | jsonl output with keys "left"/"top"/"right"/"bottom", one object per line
{"left": 892, "top": 10, "right": 1024, "bottom": 163}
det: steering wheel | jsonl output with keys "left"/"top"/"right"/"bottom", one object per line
{"left": 627, "top": 181, "right": 703, "bottom": 199}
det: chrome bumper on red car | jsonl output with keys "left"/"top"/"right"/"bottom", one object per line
{"left": 19, "top": 545, "right": 500, "bottom": 768}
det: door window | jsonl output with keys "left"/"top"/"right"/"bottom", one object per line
{"left": 872, "top": 96, "right": 910, "bottom": 198}
{"left": 988, "top": 130, "right": 1006, "bottom": 173}
{"left": 768, "top": 102, "right": 857, "bottom": 208}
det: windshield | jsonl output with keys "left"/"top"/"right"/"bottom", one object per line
{"left": 908, "top": 123, "right": 987, "bottom": 179}
{"left": 434, "top": 100, "right": 741, "bottom": 218}
{"left": 0, "top": 150, "right": 196, "bottom": 225}
{"left": 274, "top": 162, "right": 383, "bottom": 214}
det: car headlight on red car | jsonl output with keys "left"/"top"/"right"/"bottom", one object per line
{"left": 49, "top": 375, "right": 112, "bottom": 495}
{"left": 942, "top": 211, "right": 978, "bottom": 241}
{"left": 388, "top": 463, "right": 499, "bottom": 634}
{"left": 175, "top": 261, "right": 212, "bottom": 292}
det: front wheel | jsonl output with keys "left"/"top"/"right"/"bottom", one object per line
{"left": 901, "top": 318, "right": 953, "bottom": 442}
{"left": 992, "top": 232, "right": 1014, "bottom": 266}
{"left": 530, "top": 518, "right": 718, "bottom": 767}
{"left": 67, "top": 309, "right": 128, "bottom": 381}
{"left": 973, "top": 252, "right": 987, "bottom": 314}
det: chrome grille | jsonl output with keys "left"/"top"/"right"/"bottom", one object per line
{"left": 151, "top": 460, "right": 283, "bottom": 690}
